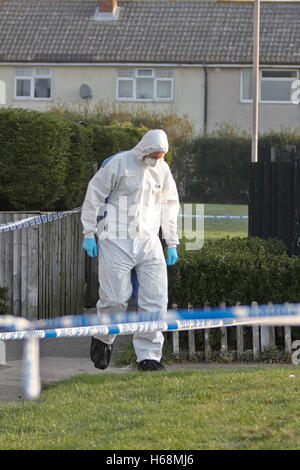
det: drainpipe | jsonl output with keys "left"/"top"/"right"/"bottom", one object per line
{"left": 203, "top": 66, "right": 208, "bottom": 136}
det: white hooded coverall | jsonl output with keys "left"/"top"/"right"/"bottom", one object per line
{"left": 81, "top": 129, "right": 180, "bottom": 362}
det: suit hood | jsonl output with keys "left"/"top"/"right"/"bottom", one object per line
{"left": 131, "top": 129, "right": 169, "bottom": 160}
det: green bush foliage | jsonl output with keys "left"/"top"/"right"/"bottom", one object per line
{"left": 171, "top": 125, "right": 300, "bottom": 203}
{"left": 0, "top": 287, "right": 8, "bottom": 314}
{"left": 0, "top": 109, "right": 156, "bottom": 211}
{"left": 0, "top": 108, "right": 70, "bottom": 210}
{"left": 168, "top": 237, "right": 300, "bottom": 308}
{"left": 49, "top": 99, "right": 194, "bottom": 142}
{"left": 88, "top": 122, "right": 147, "bottom": 167}
{"left": 57, "top": 120, "right": 94, "bottom": 210}
{"left": 171, "top": 126, "right": 251, "bottom": 204}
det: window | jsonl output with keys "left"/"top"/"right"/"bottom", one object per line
{"left": 15, "top": 68, "right": 52, "bottom": 99}
{"left": 241, "top": 69, "right": 299, "bottom": 103}
{"left": 0, "top": 80, "right": 6, "bottom": 105}
{"left": 117, "top": 68, "right": 173, "bottom": 101}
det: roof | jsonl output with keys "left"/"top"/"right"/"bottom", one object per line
{"left": 0, "top": 0, "right": 300, "bottom": 65}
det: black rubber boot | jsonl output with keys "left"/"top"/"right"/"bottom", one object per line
{"left": 137, "top": 359, "right": 166, "bottom": 371}
{"left": 90, "top": 336, "right": 113, "bottom": 370}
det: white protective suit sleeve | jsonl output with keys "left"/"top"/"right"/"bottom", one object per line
{"left": 161, "top": 164, "right": 180, "bottom": 247}
{"left": 81, "top": 160, "right": 117, "bottom": 238}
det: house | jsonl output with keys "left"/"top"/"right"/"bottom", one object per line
{"left": 0, "top": 0, "right": 300, "bottom": 134}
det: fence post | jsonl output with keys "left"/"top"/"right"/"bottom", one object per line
{"left": 0, "top": 340, "right": 5, "bottom": 365}
{"left": 172, "top": 331, "right": 179, "bottom": 355}
{"left": 220, "top": 302, "right": 228, "bottom": 354}
{"left": 188, "top": 331, "right": 196, "bottom": 360}
{"left": 236, "top": 326, "right": 244, "bottom": 360}
{"left": 171, "top": 304, "right": 180, "bottom": 355}
{"left": 188, "top": 304, "right": 196, "bottom": 359}
{"left": 235, "top": 302, "right": 244, "bottom": 360}
{"left": 261, "top": 303, "right": 276, "bottom": 352}
{"left": 252, "top": 325, "right": 260, "bottom": 359}
{"left": 260, "top": 325, "right": 275, "bottom": 352}
{"left": 204, "top": 304, "right": 211, "bottom": 361}
{"left": 284, "top": 326, "right": 292, "bottom": 354}
{"left": 250, "top": 302, "right": 260, "bottom": 359}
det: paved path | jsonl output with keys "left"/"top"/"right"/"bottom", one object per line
{"left": 0, "top": 335, "right": 133, "bottom": 402}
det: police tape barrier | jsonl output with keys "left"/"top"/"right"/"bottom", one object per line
{"left": 0, "top": 207, "right": 81, "bottom": 233}
{"left": 0, "top": 207, "right": 248, "bottom": 234}
{"left": 180, "top": 215, "right": 248, "bottom": 219}
{"left": 1, "top": 315, "right": 300, "bottom": 343}
{"left": 1, "top": 303, "right": 299, "bottom": 400}
{"left": 1, "top": 302, "right": 299, "bottom": 334}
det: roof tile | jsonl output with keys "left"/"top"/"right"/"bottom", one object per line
{"left": 0, "top": 1, "right": 299, "bottom": 64}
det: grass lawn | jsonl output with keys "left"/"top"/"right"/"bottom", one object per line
{"left": 181, "top": 203, "right": 248, "bottom": 243}
{"left": 204, "top": 203, "right": 248, "bottom": 241}
{"left": 0, "top": 367, "right": 299, "bottom": 450}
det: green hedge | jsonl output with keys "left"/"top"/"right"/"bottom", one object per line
{"left": 172, "top": 132, "right": 250, "bottom": 204}
{"left": 0, "top": 108, "right": 70, "bottom": 211}
{"left": 57, "top": 120, "right": 93, "bottom": 210}
{"left": 168, "top": 237, "right": 300, "bottom": 308}
{"left": 89, "top": 122, "right": 146, "bottom": 167}
{"left": 171, "top": 126, "right": 300, "bottom": 204}
{"left": 88, "top": 122, "right": 172, "bottom": 168}
{"left": 0, "top": 110, "right": 153, "bottom": 211}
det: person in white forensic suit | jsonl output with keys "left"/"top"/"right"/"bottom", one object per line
{"left": 81, "top": 129, "right": 180, "bottom": 371}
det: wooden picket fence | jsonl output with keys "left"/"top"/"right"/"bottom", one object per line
{"left": 0, "top": 211, "right": 85, "bottom": 319}
{"left": 171, "top": 303, "right": 295, "bottom": 361}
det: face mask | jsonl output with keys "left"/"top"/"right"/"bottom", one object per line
{"left": 144, "top": 158, "right": 158, "bottom": 168}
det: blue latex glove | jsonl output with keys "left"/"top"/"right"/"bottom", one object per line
{"left": 166, "top": 247, "right": 178, "bottom": 266}
{"left": 83, "top": 237, "right": 98, "bottom": 258}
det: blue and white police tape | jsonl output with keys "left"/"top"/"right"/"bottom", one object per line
{"left": 19, "top": 302, "right": 300, "bottom": 330}
{"left": 0, "top": 208, "right": 247, "bottom": 233}
{"left": 1, "top": 313, "right": 300, "bottom": 343}
{"left": 0, "top": 207, "right": 81, "bottom": 233}
{"left": 1, "top": 303, "right": 300, "bottom": 339}
{"left": 179, "top": 215, "right": 248, "bottom": 219}
{"left": 1, "top": 302, "right": 300, "bottom": 400}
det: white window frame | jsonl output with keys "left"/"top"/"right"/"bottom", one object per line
{"left": 240, "top": 69, "right": 253, "bottom": 104}
{"left": 260, "top": 69, "right": 299, "bottom": 104}
{"left": 15, "top": 68, "right": 52, "bottom": 100}
{"left": 240, "top": 69, "right": 299, "bottom": 104}
{"left": 116, "top": 68, "right": 173, "bottom": 102}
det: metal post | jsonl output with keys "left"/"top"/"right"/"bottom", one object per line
{"left": 252, "top": 0, "right": 260, "bottom": 163}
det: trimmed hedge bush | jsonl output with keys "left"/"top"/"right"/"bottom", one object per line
{"left": 0, "top": 108, "right": 70, "bottom": 211}
{"left": 168, "top": 237, "right": 300, "bottom": 308}
{"left": 88, "top": 121, "right": 172, "bottom": 168}
{"left": 88, "top": 122, "right": 147, "bottom": 167}
{"left": 57, "top": 120, "right": 93, "bottom": 210}
{"left": 172, "top": 131, "right": 250, "bottom": 204}
{"left": 0, "top": 110, "right": 153, "bottom": 211}
{"left": 171, "top": 126, "right": 300, "bottom": 204}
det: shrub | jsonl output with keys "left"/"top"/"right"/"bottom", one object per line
{"left": 57, "top": 120, "right": 94, "bottom": 210}
{"left": 48, "top": 99, "right": 195, "bottom": 142}
{"left": 168, "top": 237, "right": 300, "bottom": 308}
{"left": 171, "top": 124, "right": 300, "bottom": 204}
{"left": 0, "top": 109, "right": 162, "bottom": 211}
{"left": 171, "top": 125, "right": 251, "bottom": 203}
{"left": 0, "top": 108, "right": 70, "bottom": 211}
{"left": 88, "top": 121, "right": 148, "bottom": 168}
